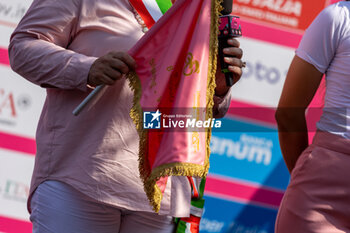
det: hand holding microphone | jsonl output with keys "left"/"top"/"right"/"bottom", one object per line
{"left": 218, "top": 0, "right": 244, "bottom": 87}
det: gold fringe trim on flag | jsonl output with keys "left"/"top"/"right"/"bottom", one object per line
{"left": 127, "top": 0, "right": 222, "bottom": 213}
{"left": 205, "top": 0, "right": 222, "bottom": 173}
{"left": 144, "top": 162, "right": 209, "bottom": 212}
{"left": 127, "top": 71, "right": 151, "bottom": 182}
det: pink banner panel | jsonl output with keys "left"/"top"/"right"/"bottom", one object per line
{"left": 0, "top": 131, "right": 36, "bottom": 155}
{"left": 0, "top": 215, "right": 32, "bottom": 233}
{"left": 0, "top": 47, "right": 10, "bottom": 66}
{"left": 205, "top": 175, "right": 284, "bottom": 209}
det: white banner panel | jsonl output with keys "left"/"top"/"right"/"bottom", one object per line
{"left": 230, "top": 37, "right": 295, "bottom": 107}
{"left": 0, "top": 149, "right": 33, "bottom": 221}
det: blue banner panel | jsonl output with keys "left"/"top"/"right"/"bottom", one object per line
{"left": 210, "top": 117, "right": 290, "bottom": 190}
{"left": 200, "top": 196, "right": 277, "bottom": 233}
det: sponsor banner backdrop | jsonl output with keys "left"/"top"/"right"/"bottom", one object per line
{"left": 0, "top": 0, "right": 341, "bottom": 232}
{"left": 0, "top": 0, "right": 38, "bottom": 231}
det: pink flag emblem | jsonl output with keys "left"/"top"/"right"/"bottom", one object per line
{"left": 127, "top": 0, "right": 221, "bottom": 212}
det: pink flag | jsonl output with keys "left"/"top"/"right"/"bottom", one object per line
{"left": 127, "top": 0, "right": 221, "bottom": 212}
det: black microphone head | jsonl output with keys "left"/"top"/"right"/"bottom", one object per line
{"left": 221, "top": 0, "right": 233, "bottom": 15}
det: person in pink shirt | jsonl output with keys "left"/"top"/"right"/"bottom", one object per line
{"left": 9, "top": 0, "right": 244, "bottom": 232}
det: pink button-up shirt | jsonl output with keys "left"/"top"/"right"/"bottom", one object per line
{"left": 9, "top": 0, "right": 230, "bottom": 217}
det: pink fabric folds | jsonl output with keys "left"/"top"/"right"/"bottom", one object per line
{"left": 127, "top": 0, "right": 220, "bottom": 212}
{"left": 275, "top": 131, "right": 350, "bottom": 232}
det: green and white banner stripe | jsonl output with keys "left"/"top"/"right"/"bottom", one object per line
{"left": 143, "top": 0, "right": 172, "bottom": 21}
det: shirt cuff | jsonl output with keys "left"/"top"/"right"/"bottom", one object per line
{"left": 63, "top": 53, "right": 98, "bottom": 92}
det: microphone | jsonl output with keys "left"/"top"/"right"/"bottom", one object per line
{"left": 72, "top": 85, "right": 107, "bottom": 116}
{"left": 218, "top": 0, "right": 242, "bottom": 86}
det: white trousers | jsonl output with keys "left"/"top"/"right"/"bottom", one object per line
{"left": 30, "top": 180, "right": 175, "bottom": 233}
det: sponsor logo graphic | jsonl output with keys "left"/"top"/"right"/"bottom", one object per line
{"left": 232, "top": 0, "right": 328, "bottom": 32}
{"left": 0, "top": 179, "right": 29, "bottom": 203}
{"left": 211, "top": 134, "right": 273, "bottom": 166}
{"left": 242, "top": 60, "right": 288, "bottom": 85}
{"left": 0, "top": 88, "right": 32, "bottom": 126}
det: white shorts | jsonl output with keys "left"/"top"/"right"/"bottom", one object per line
{"left": 30, "top": 180, "right": 175, "bottom": 233}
